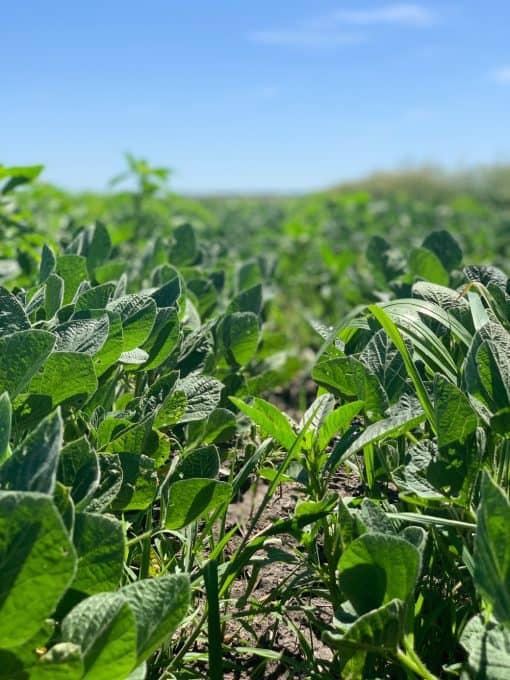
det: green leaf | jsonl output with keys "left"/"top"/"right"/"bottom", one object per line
{"left": 0, "top": 392, "right": 11, "bottom": 463}
{"left": 0, "top": 330, "right": 55, "bottom": 397}
{"left": 339, "top": 405, "right": 425, "bottom": 465}
{"left": 166, "top": 478, "right": 232, "bottom": 529}
{"left": 92, "top": 310, "right": 124, "bottom": 375}
{"left": 141, "top": 307, "right": 180, "bottom": 371}
{"left": 338, "top": 533, "right": 420, "bottom": 615}
{"left": 170, "top": 223, "right": 197, "bottom": 266}
{"left": 221, "top": 312, "right": 260, "bottom": 366}
{"left": 84, "top": 222, "right": 112, "bottom": 274}
{"left": 422, "top": 230, "right": 463, "bottom": 272}
{"left": 56, "top": 255, "right": 89, "bottom": 305}
{"left": 409, "top": 246, "right": 449, "bottom": 285}
{"left": 74, "top": 282, "right": 116, "bottom": 311}
{"left": 317, "top": 401, "right": 364, "bottom": 451}
{"left": 122, "top": 574, "right": 191, "bottom": 663}
{"left": 71, "top": 512, "right": 124, "bottom": 595}
{"left": 461, "top": 615, "right": 510, "bottom": 680}
{"left": 0, "top": 409, "right": 62, "bottom": 493}
{"left": 177, "top": 374, "right": 223, "bottom": 423}
{"left": 175, "top": 445, "right": 220, "bottom": 480}
{"left": 87, "top": 453, "right": 123, "bottom": 513}
{"left": 0, "top": 287, "right": 30, "bottom": 334}
{"left": 112, "top": 454, "right": 157, "bottom": 511}
{"left": 58, "top": 437, "right": 99, "bottom": 510}
{"left": 39, "top": 244, "right": 56, "bottom": 284}
{"left": 61, "top": 592, "right": 138, "bottom": 680}
{"left": 360, "top": 330, "right": 408, "bottom": 402}
{"left": 154, "top": 390, "right": 187, "bottom": 429}
{"left": 369, "top": 305, "right": 437, "bottom": 433}
{"left": 203, "top": 408, "right": 237, "bottom": 444}
{"left": 55, "top": 316, "right": 109, "bottom": 355}
{"left": 312, "top": 356, "right": 387, "bottom": 420}
{"left": 433, "top": 374, "right": 477, "bottom": 448}
{"left": 107, "top": 294, "right": 157, "bottom": 352}
{"left": 45, "top": 274, "right": 64, "bottom": 318}
{"left": 227, "top": 284, "right": 263, "bottom": 315}
{"left": 230, "top": 396, "right": 296, "bottom": 451}
{"left": 29, "top": 352, "right": 98, "bottom": 406}
{"left": 474, "top": 472, "right": 510, "bottom": 624}
{"left": 0, "top": 491, "right": 76, "bottom": 648}
{"left": 324, "top": 598, "right": 405, "bottom": 656}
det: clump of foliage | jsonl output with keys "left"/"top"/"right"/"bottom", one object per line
{"left": 0, "top": 161, "right": 509, "bottom": 679}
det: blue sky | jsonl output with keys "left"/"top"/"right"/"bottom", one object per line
{"left": 2, "top": 2, "right": 510, "bottom": 193}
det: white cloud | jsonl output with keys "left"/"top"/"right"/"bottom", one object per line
{"left": 334, "top": 4, "right": 436, "bottom": 26}
{"left": 493, "top": 67, "right": 510, "bottom": 83}
{"left": 251, "top": 4, "right": 435, "bottom": 48}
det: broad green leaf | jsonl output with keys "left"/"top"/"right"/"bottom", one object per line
{"left": 122, "top": 574, "right": 191, "bottom": 663}
{"left": 107, "top": 294, "right": 157, "bottom": 351}
{"left": 29, "top": 352, "right": 98, "bottom": 406}
{"left": 474, "top": 472, "right": 510, "bottom": 623}
{"left": 0, "top": 287, "right": 30, "bottom": 334}
{"left": 221, "top": 312, "right": 260, "bottom": 366}
{"left": 422, "top": 230, "right": 462, "bottom": 272}
{"left": 166, "top": 478, "right": 232, "bottom": 529}
{"left": 39, "top": 244, "right": 56, "bottom": 284}
{"left": 433, "top": 374, "right": 477, "bottom": 448}
{"left": 84, "top": 222, "right": 112, "bottom": 274}
{"left": 61, "top": 592, "right": 137, "bottom": 680}
{"left": 55, "top": 316, "right": 109, "bottom": 355}
{"left": 312, "top": 356, "right": 387, "bottom": 420}
{"left": 464, "top": 265, "right": 507, "bottom": 290}
{"left": 56, "top": 255, "right": 89, "bottom": 305}
{"left": 339, "top": 406, "right": 425, "bottom": 465}
{"left": 177, "top": 374, "right": 223, "bottom": 423}
{"left": 461, "top": 615, "right": 510, "bottom": 680}
{"left": 318, "top": 401, "right": 364, "bottom": 451}
{"left": 170, "top": 223, "right": 197, "bottom": 266}
{"left": 0, "top": 392, "right": 11, "bottom": 463}
{"left": 141, "top": 307, "right": 180, "bottom": 371}
{"left": 409, "top": 246, "right": 449, "bottom": 285}
{"left": 0, "top": 491, "right": 76, "bottom": 648}
{"left": 58, "top": 437, "right": 99, "bottom": 510}
{"left": 45, "top": 274, "right": 64, "bottom": 318}
{"left": 71, "top": 512, "right": 124, "bottom": 595}
{"left": 0, "top": 330, "right": 55, "bottom": 397}
{"left": 412, "top": 280, "right": 470, "bottom": 321}
{"left": 230, "top": 396, "right": 296, "bottom": 451}
{"left": 0, "top": 409, "right": 62, "bottom": 493}
{"left": 338, "top": 533, "right": 420, "bottom": 615}
{"left": 112, "top": 454, "right": 157, "bottom": 511}
{"left": 154, "top": 390, "right": 187, "bottom": 429}
{"left": 74, "top": 282, "right": 116, "bottom": 311}
{"left": 227, "top": 283, "right": 263, "bottom": 315}
{"left": 324, "top": 598, "right": 405, "bottom": 656}
{"left": 360, "top": 330, "right": 408, "bottom": 402}
{"left": 92, "top": 310, "right": 124, "bottom": 375}
{"left": 150, "top": 274, "right": 181, "bottom": 308}
{"left": 87, "top": 454, "right": 123, "bottom": 513}
{"left": 175, "top": 445, "right": 220, "bottom": 480}
{"left": 203, "top": 408, "right": 237, "bottom": 444}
